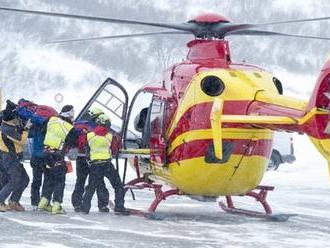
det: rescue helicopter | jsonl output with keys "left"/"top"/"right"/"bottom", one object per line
{"left": 0, "top": 6, "right": 329, "bottom": 219}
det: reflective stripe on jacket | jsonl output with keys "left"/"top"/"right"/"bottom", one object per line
{"left": 44, "top": 116, "right": 73, "bottom": 150}
{"left": 87, "top": 132, "right": 113, "bottom": 161}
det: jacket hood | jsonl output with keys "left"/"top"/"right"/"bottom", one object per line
{"left": 94, "top": 125, "right": 109, "bottom": 136}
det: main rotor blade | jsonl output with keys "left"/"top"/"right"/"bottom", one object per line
{"left": 226, "top": 29, "right": 330, "bottom": 41}
{"left": 0, "top": 6, "right": 191, "bottom": 31}
{"left": 257, "top": 16, "right": 330, "bottom": 26}
{"left": 46, "top": 31, "right": 191, "bottom": 44}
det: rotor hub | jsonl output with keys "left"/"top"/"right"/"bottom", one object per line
{"left": 188, "top": 13, "right": 231, "bottom": 24}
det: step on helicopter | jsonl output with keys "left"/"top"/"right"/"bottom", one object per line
{"left": 0, "top": 6, "right": 329, "bottom": 219}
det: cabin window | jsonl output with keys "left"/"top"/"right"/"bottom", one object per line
{"left": 272, "top": 77, "right": 283, "bottom": 95}
{"left": 150, "top": 99, "right": 165, "bottom": 135}
{"left": 201, "top": 76, "right": 225, "bottom": 96}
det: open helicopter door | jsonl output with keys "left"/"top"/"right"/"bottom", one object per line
{"left": 76, "top": 77, "right": 129, "bottom": 156}
{"left": 149, "top": 98, "right": 167, "bottom": 167}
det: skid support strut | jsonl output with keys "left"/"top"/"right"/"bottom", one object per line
{"left": 124, "top": 177, "right": 180, "bottom": 213}
{"left": 219, "top": 185, "right": 274, "bottom": 217}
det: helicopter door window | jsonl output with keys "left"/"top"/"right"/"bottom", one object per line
{"left": 76, "top": 78, "right": 128, "bottom": 136}
{"left": 149, "top": 99, "right": 166, "bottom": 166}
{"left": 88, "top": 86, "right": 126, "bottom": 134}
{"left": 150, "top": 99, "right": 164, "bottom": 135}
{"left": 125, "top": 91, "right": 153, "bottom": 149}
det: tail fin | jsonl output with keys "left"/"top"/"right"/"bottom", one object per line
{"left": 304, "top": 59, "right": 330, "bottom": 174}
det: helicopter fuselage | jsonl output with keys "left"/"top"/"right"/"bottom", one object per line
{"left": 144, "top": 39, "right": 309, "bottom": 196}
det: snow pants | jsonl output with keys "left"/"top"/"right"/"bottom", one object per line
{"left": 0, "top": 158, "right": 8, "bottom": 190}
{"left": 71, "top": 156, "right": 109, "bottom": 209}
{"left": 82, "top": 160, "right": 125, "bottom": 213}
{"left": 41, "top": 151, "right": 66, "bottom": 203}
{"left": 0, "top": 153, "right": 29, "bottom": 203}
{"left": 30, "top": 156, "right": 46, "bottom": 206}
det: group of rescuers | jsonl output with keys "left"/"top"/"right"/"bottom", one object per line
{"left": 0, "top": 99, "right": 129, "bottom": 215}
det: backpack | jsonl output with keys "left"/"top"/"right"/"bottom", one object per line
{"left": 35, "top": 105, "right": 58, "bottom": 118}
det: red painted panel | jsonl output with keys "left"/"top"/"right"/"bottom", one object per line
{"left": 167, "top": 101, "right": 252, "bottom": 143}
{"left": 189, "top": 14, "right": 231, "bottom": 23}
{"left": 302, "top": 115, "right": 330, "bottom": 139}
{"left": 307, "top": 65, "right": 330, "bottom": 111}
{"left": 187, "top": 40, "right": 231, "bottom": 63}
{"left": 168, "top": 138, "right": 273, "bottom": 164}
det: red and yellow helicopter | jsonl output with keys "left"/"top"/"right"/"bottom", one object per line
{"left": 0, "top": 6, "right": 329, "bottom": 218}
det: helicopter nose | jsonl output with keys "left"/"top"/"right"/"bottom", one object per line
{"left": 210, "top": 98, "right": 224, "bottom": 159}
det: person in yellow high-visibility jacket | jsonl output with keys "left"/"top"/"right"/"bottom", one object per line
{"left": 71, "top": 107, "right": 110, "bottom": 213}
{"left": 81, "top": 114, "right": 127, "bottom": 214}
{"left": 38, "top": 105, "right": 79, "bottom": 214}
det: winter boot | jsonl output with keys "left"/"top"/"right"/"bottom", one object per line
{"left": 99, "top": 206, "right": 110, "bottom": 213}
{"left": 8, "top": 200, "right": 25, "bottom": 211}
{"left": 52, "top": 201, "right": 65, "bottom": 215}
{"left": 38, "top": 197, "right": 49, "bottom": 211}
{"left": 73, "top": 206, "right": 82, "bottom": 212}
{"left": 0, "top": 202, "right": 7, "bottom": 212}
{"left": 114, "top": 206, "right": 130, "bottom": 215}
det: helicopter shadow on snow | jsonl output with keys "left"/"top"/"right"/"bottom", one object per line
{"left": 136, "top": 208, "right": 279, "bottom": 225}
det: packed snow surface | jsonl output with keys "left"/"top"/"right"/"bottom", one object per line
{"left": 0, "top": 135, "right": 329, "bottom": 248}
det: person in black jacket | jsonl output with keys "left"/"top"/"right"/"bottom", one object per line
{"left": 0, "top": 111, "right": 8, "bottom": 191}
{"left": 0, "top": 101, "right": 29, "bottom": 212}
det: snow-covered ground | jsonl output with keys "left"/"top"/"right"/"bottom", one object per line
{"left": 0, "top": 134, "right": 329, "bottom": 248}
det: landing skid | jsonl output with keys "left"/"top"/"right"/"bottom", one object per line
{"left": 109, "top": 200, "right": 158, "bottom": 219}
{"left": 124, "top": 177, "right": 180, "bottom": 213}
{"left": 219, "top": 185, "right": 295, "bottom": 221}
{"left": 124, "top": 180, "right": 295, "bottom": 221}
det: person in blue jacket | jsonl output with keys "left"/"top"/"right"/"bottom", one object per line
{"left": 16, "top": 99, "right": 58, "bottom": 210}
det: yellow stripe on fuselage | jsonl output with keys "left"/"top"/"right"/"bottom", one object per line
{"left": 166, "top": 69, "right": 308, "bottom": 139}
{"left": 166, "top": 69, "right": 275, "bottom": 138}
{"left": 255, "top": 91, "right": 307, "bottom": 111}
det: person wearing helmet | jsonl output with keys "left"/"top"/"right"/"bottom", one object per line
{"left": 71, "top": 107, "right": 110, "bottom": 213}
{"left": 87, "top": 107, "right": 103, "bottom": 120}
{"left": 81, "top": 114, "right": 127, "bottom": 214}
{"left": 38, "top": 105, "right": 79, "bottom": 214}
